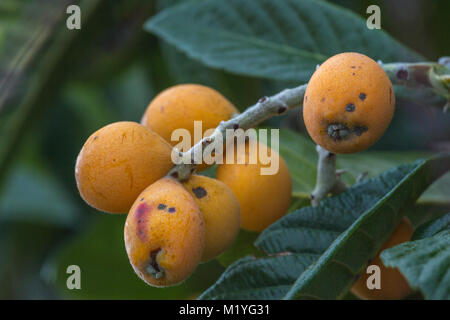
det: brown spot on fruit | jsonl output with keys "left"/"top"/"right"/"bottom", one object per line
{"left": 192, "top": 186, "right": 207, "bottom": 199}
{"left": 147, "top": 248, "right": 164, "bottom": 279}
{"left": 346, "top": 103, "right": 356, "bottom": 112}
{"left": 327, "top": 123, "right": 350, "bottom": 140}
{"left": 158, "top": 203, "right": 167, "bottom": 210}
{"left": 354, "top": 125, "right": 368, "bottom": 136}
{"left": 359, "top": 93, "right": 366, "bottom": 101}
{"left": 135, "top": 203, "right": 152, "bottom": 242}
{"left": 168, "top": 207, "right": 176, "bottom": 213}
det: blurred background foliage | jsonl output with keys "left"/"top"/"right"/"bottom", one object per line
{"left": 0, "top": 0, "right": 449, "bottom": 299}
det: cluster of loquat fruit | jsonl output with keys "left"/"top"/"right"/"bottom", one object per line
{"left": 75, "top": 52, "right": 413, "bottom": 298}
{"left": 75, "top": 84, "right": 292, "bottom": 287}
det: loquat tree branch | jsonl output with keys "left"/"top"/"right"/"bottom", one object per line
{"left": 168, "top": 59, "right": 450, "bottom": 205}
{"left": 168, "top": 84, "right": 307, "bottom": 180}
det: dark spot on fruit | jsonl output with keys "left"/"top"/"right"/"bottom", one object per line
{"left": 359, "top": 93, "right": 366, "bottom": 101}
{"left": 305, "top": 96, "right": 307, "bottom": 102}
{"left": 352, "top": 72, "right": 355, "bottom": 76}
{"left": 168, "top": 207, "right": 176, "bottom": 213}
{"left": 158, "top": 203, "right": 167, "bottom": 210}
{"left": 148, "top": 248, "right": 164, "bottom": 279}
{"left": 140, "top": 198, "right": 145, "bottom": 201}
{"left": 327, "top": 123, "right": 350, "bottom": 140}
{"left": 353, "top": 125, "right": 368, "bottom": 136}
{"left": 136, "top": 203, "right": 150, "bottom": 217}
{"left": 135, "top": 203, "right": 152, "bottom": 242}
{"left": 321, "top": 98, "right": 325, "bottom": 103}
{"left": 346, "top": 103, "right": 355, "bottom": 112}
{"left": 396, "top": 69, "right": 408, "bottom": 80}
{"left": 192, "top": 186, "right": 207, "bottom": 199}
{"left": 93, "top": 136, "right": 98, "bottom": 140}
{"left": 351, "top": 66, "right": 356, "bottom": 69}
{"left": 327, "top": 122, "right": 368, "bottom": 140}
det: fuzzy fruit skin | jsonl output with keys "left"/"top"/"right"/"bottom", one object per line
{"left": 124, "top": 177, "right": 205, "bottom": 287}
{"left": 351, "top": 217, "right": 413, "bottom": 300}
{"left": 75, "top": 121, "right": 173, "bottom": 214}
{"left": 303, "top": 52, "right": 395, "bottom": 154}
{"left": 216, "top": 141, "right": 292, "bottom": 232}
{"left": 183, "top": 175, "right": 241, "bottom": 262}
{"left": 141, "top": 84, "right": 238, "bottom": 170}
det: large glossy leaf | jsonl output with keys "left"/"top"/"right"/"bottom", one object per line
{"left": 199, "top": 154, "right": 450, "bottom": 299}
{"left": 145, "top": 0, "right": 422, "bottom": 82}
{"left": 0, "top": 166, "right": 79, "bottom": 227}
{"left": 381, "top": 213, "right": 450, "bottom": 300}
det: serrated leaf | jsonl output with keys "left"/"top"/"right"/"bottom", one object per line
{"left": 281, "top": 155, "right": 450, "bottom": 299}
{"left": 412, "top": 212, "right": 450, "bottom": 240}
{"left": 200, "top": 253, "right": 318, "bottom": 300}
{"left": 145, "top": 0, "right": 422, "bottom": 82}
{"left": 381, "top": 214, "right": 450, "bottom": 300}
{"left": 199, "top": 154, "right": 450, "bottom": 299}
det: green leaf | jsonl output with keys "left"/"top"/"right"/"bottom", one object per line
{"left": 200, "top": 254, "right": 318, "bottom": 299}
{"left": 278, "top": 129, "right": 450, "bottom": 205}
{"left": 381, "top": 213, "right": 450, "bottom": 300}
{"left": 215, "top": 196, "right": 311, "bottom": 268}
{"left": 0, "top": 166, "right": 79, "bottom": 227}
{"left": 199, "top": 154, "right": 450, "bottom": 299}
{"left": 412, "top": 212, "right": 450, "bottom": 240}
{"left": 145, "top": 0, "right": 422, "bottom": 82}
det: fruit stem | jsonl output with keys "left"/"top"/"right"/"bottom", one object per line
{"left": 310, "top": 145, "right": 348, "bottom": 206}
